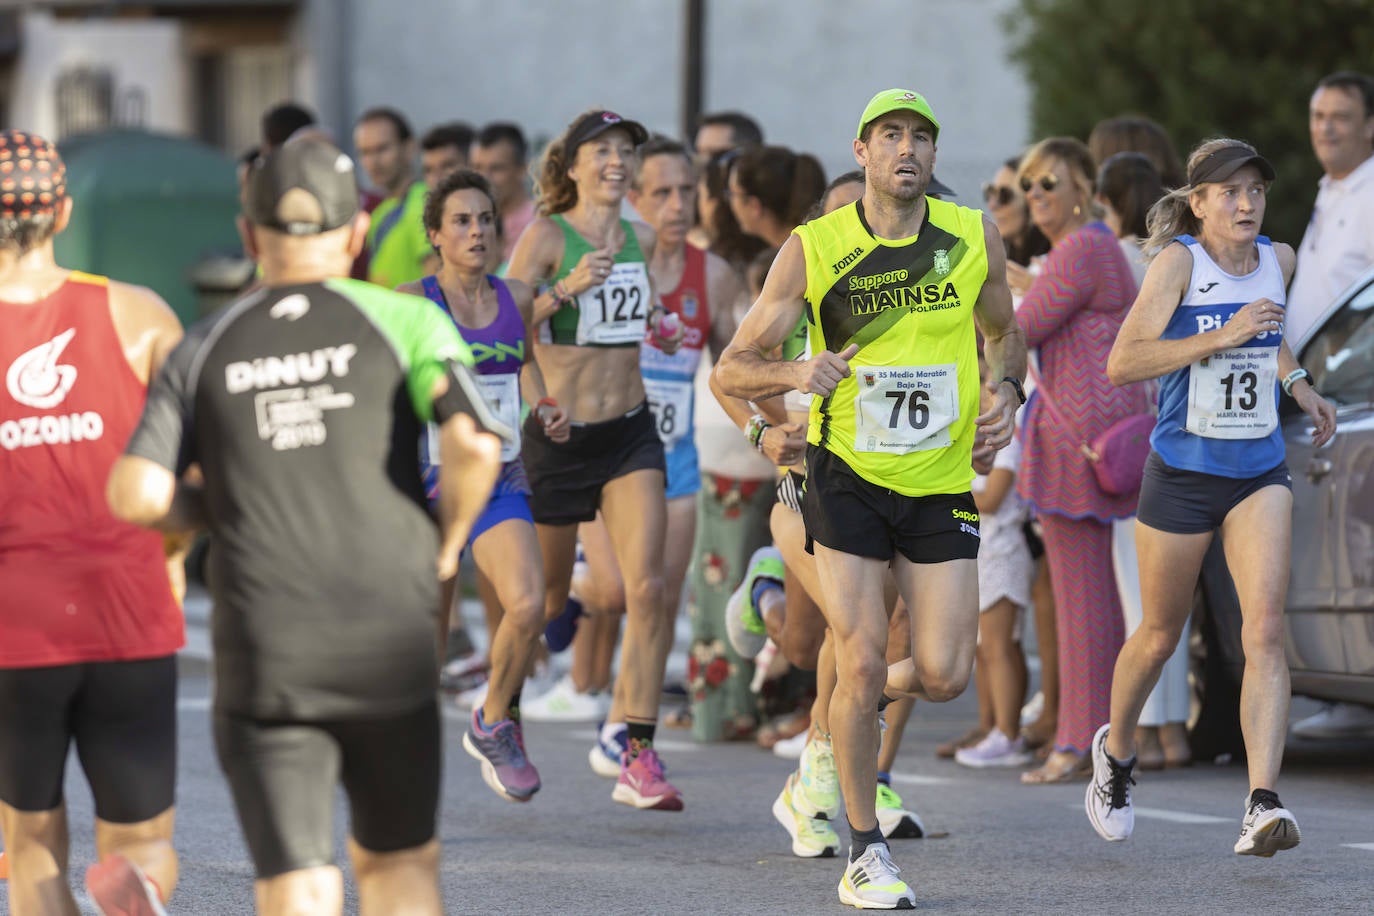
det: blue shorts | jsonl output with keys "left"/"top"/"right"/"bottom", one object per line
{"left": 664, "top": 440, "right": 701, "bottom": 500}
{"left": 469, "top": 490, "right": 534, "bottom": 546}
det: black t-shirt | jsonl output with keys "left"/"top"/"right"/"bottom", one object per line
{"left": 126, "top": 278, "right": 476, "bottom": 720}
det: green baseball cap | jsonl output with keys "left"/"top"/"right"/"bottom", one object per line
{"left": 857, "top": 89, "right": 940, "bottom": 142}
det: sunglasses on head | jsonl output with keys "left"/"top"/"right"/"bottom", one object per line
{"left": 1019, "top": 174, "right": 1060, "bottom": 194}
{"left": 981, "top": 183, "right": 1016, "bottom": 207}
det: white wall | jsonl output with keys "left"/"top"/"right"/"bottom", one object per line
{"left": 11, "top": 10, "right": 189, "bottom": 140}
{"left": 303, "top": 0, "right": 1031, "bottom": 204}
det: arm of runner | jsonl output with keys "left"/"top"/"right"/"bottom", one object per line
{"left": 508, "top": 279, "right": 570, "bottom": 442}
{"left": 636, "top": 221, "right": 686, "bottom": 356}
{"left": 707, "top": 368, "right": 802, "bottom": 466}
{"left": 108, "top": 333, "right": 207, "bottom": 533}
{"left": 1106, "top": 242, "right": 1272, "bottom": 385}
{"left": 704, "top": 251, "right": 747, "bottom": 364}
{"left": 972, "top": 217, "right": 1028, "bottom": 452}
{"left": 716, "top": 235, "right": 857, "bottom": 401}
{"left": 506, "top": 218, "right": 570, "bottom": 325}
{"left": 431, "top": 371, "right": 503, "bottom": 581}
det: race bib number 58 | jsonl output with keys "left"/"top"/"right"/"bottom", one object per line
{"left": 853, "top": 364, "right": 959, "bottom": 454}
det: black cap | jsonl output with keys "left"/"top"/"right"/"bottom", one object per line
{"left": 926, "top": 174, "right": 957, "bottom": 198}
{"left": 1187, "top": 145, "right": 1276, "bottom": 187}
{"left": 565, "top": 110, "right": 649, "bottom": 157}
{"left": 243, "top": 138, "right": 360, "bottom": 235}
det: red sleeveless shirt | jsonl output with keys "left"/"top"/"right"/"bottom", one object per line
{"left": 0, "top": 272, "right": 183, "bottom": 667}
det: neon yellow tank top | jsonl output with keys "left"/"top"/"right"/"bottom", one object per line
{"left": 794, "top": 198, "right": 988, "bottom": 497}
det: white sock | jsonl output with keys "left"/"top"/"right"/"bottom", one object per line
{"left": 601, "top": 720, "right": 627, "bottom": 745}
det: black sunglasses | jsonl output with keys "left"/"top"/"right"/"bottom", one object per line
{"left": 1019, "top": 174, "right": 1060, "bottom": 194}
{"left": 981, "top": 183, "right": 1016, "bottom": 207}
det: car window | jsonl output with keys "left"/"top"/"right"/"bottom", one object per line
{"left": 1300, "top": 278, "right": 1374, "bottom": 406}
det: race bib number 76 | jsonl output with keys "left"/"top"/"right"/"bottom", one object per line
{"left": 853, "top": 364, "right": 959, "bottom": 454}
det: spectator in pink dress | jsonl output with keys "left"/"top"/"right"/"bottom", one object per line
{"left": 1014, "top": 137, "right": 1151, "bottom": 784}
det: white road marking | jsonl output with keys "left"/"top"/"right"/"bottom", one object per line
{"left": 1068, "top": 803, "right": 1227, "bottom": 824}
{"left": 1342, "top": 843, "right": 1374, "bottom": 851}
{"left": 177, "top": 696, "right": 212, "bottom": 710}
{"left": 887, "top": 771, "right": 953, "bottom": 786}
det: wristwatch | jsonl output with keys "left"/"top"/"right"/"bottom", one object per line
{"left": 1001, "top": 376, "right": 1027, "bottom": 406}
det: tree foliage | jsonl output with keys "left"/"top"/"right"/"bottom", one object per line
{"left": 1003, "top": 0, "right": 1374, "bottom": 242}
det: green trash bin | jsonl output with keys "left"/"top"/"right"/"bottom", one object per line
{"left": 55, "top": 129, "right": 242, "bottom": 326}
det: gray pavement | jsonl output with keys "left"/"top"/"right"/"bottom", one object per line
{"left": 4, "top": 594, "right": 1373, "bottom": 914}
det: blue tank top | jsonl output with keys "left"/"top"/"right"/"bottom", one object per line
{"left": 1151, "top": 235, "right": 1286, "bottom": 478}
{"left": 419, "top": 274, "right": 529, "bottom": 496}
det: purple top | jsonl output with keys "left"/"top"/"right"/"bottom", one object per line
{"left": 421, "top": 274, "right": 525, "bottom": 377}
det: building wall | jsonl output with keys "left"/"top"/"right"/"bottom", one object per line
{"left": 11, "top": 10, "right": 189, "bottom": 140}
{"left": 297, "top": 0, "right": 1030, "bottom": 205}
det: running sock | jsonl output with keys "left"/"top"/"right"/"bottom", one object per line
{"left": 750, "top": 576, "right": 784, "bottom": 609}
{"left": 627, "top": 718, "right": 656, "bottom": 758}
{"left": 877, "top": 693, "right": 896, "bottom": 712}
{"left": 509, "top": 691, "right": 521, "bottom": 722}
{"left": 876, "top": 770, "right": 892, "bottom": 787}
{"left": 848, "top": 819, "right": 886, "bottom": 861}
{"left": 601, "top": 720, "right": 626, "bottom": 745}
{"left": 1249, "top": 788, "right": 1282, "bottom": 809}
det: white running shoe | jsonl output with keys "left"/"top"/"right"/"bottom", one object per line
{"left": 793, "top": 735, "right": 840, "bottom": 820}
{"left": 955, "top": 728, "right": 1032, "bottom": 768}
{"left": 773, "top": 773, "right": 840, "bottom": 858}
{"left": 875, "top": 783, "right": 925, "bottom": 839}
{"left": 1291, "top": 702, "right": 1374, "bottom": 739}
{"left": 1085, "top": 723, "right": 1135, "bottom": 842}
{"left": 1020, "top": 690, "right": 1044, "bottom": 727}
{"left": 772, "top": 729, "right": 809, "bottom": 760}
{"left": 837, "top": 843, "right": 916, "bottom": 910}
{"left": 520, "top": 674, "right": 609, "bottom": 723}
{"left": 1234, "top": 789, "right": 1301, "bottom": 857}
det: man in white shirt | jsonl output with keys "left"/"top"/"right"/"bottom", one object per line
{"left": 1286, "top": 71, "right": 1374, "bottom": 347}
{"left": 1286, "top": 71, "right": 1374, "bottom": 741}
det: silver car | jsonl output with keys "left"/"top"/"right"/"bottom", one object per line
{"left": 1201, "top": 264, "right": 1374, "bottom": 717}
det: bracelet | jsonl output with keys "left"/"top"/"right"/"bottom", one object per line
{"left": 744, "top": 414, "right": 771, "bottom": 450}
{"left": 1281, "top": 368, "right": 1310, "bottom": 397}
{"left": 551, "top": 281, "right": 572, "bottom": 303}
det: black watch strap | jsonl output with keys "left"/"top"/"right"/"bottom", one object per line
{"left": 1001, "top": 376, "right": 1027, "bottom": 405}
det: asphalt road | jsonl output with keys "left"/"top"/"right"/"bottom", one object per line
{"left": 4, "top": 589, "right": 1373, "bottom": 914}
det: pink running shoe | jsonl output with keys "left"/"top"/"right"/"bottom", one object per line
{"left": 611, "top": 748, "right": 683, "bottom": 811}
{"left": 85, "top": 853, "right": 167, "bottom": 916}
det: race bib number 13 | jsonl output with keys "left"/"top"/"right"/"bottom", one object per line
{"left": 853, "top": 364, "right": 959, "bottom": 454}
{"left": 1186, "top": 347, "right": 1278, "bottom": 439}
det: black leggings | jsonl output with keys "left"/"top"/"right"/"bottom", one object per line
{"left": 0, "top": 656, "right": 177, "bottom": 822}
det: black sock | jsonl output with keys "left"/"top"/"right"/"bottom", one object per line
{"left": 508, "top": 691, "right": 521, "bottom": 722}
{"left": 848, "top": 819, "right": 886, "bottom": 861}
{"left": 1249, "top": 787, "right": 1281, "bottom": 809}
{"left": 877, "top": 693, "right": 896, "bottom": 713}
{"left": 627, "top": 719, "right": 656, "bottom": 758}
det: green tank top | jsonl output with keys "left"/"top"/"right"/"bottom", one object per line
{"left": 541, "top": 215, "right": 652, "bottom": 347}
{"left": 794, "top": 197, "right": 989, "bottom": 497}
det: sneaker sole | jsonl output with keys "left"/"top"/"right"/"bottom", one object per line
{"left": 612, "top": 782, "right": 684, "bottom": 811}
{"left": 877, "top": 806, "right": 925, "bottom": 840}
{"left": 462, "top": 731, "right": 537, "bottom": 803}
{"left": 588, "top": 745, "right": 622, "bottom": 779}
{"left": 772, "top": 788, "right": 838, "bottom": 858}
{"left": 1235, "top": 815, "right": 1301, "bottom": 857}
{"left": 954, "top": 751, "right": 1033, "bottom": 768}
{"left": 837, "top": 878, "right": 916, "bottom": 910}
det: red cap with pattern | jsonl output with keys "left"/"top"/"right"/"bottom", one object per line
{"left": 0, "top": 129, "right": 67, "bottom": 219}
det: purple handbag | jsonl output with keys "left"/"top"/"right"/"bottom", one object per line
{"left": 1030, "top": 366, "right": 1155, "bottom": 497}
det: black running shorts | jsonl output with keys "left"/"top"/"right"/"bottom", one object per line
{"left": 213, "top": 700, "right": 441, "bottom": 878}
{"left": 1136, "top": 451, "right": 1292, "bottom": 535}
{"left": 0, "top": 656, "right": 177, "bottom": 822}
{"left": 802, "top": 445, "right": 980, "bottom": 563}
{"left": 521, "top": 401, "right": 667, "bottom": 526}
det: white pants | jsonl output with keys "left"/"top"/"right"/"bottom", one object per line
{"left": 1112, "top": 517, "right": 1190, "bottom": 726}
